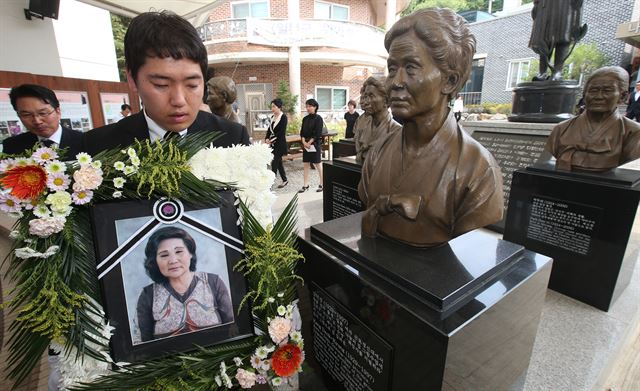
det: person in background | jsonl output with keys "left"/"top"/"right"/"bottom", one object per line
{"left": 626, "top": 81, "right": 640, "bottom": 122}
{"left": 344, "top": 99, "right": 359, "bottom": 138}
{"left": 3, "top": 84, "right": 84, "bottom": 160}
{"left": 206, "top": 76, "right": 241, "bottom": 123}
{"left": 84, "top": 11, "right": 249, "bottom": 155}
{"left": 299, "top": 98, "right": 324, "bottom": 193}
{"left": 453, "top": 94, "right": 464, "bottom": 122}
{"left": 265, "top": 98, "right": 288, "bottom": 188}
{"left": 120, "top": 103, "right": 132, "bottom": 118}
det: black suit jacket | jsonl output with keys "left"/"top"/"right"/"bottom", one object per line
{"left": 84, "top": 111, "right": 250, "bottom": 155}
{"left": 627, "top": 92, "right": 640, "bottom": 121}
{"left": 2, "top": 126, "right": 84, "bottom": 160}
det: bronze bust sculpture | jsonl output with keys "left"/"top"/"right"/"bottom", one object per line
{"left": 358, "top": 8, "right": 503, "bottom": 248}
{"left": 353, "top": 76, "right": 402, "bottom": 163}
{"left": 207, "top": 76, "right": 240, "bottom": 123}
{"left": 546, "top": 66, "right": 640, "bottom": 171}
{"left": 529, "top": 0, "right": 587, "bottom": 81}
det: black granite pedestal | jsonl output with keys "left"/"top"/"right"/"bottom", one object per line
{"left": 504, "top": 163, "right": 640, "bottom": 311}
{"left": 323, "top": 156, "right": 363, "bottom": 222}
{"left": 508, "top": 80, "right": 580, "bottom": 123}
{"left": 300, "top": 213, "right": 552, "bottom": 390}
{"left": 332, "top": 138, "right": 356, "bottom": 159}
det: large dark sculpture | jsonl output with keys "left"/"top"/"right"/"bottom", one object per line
{"left": 529, "top": 0, "right": 587, "bottom": 81}
{"left": 353, "top": 76, "right": 401, "bottom": 163}
{"left": 358, "top": 8, "right": 504, "bottom": 248}
{"left": 207, "top": 76, "right": 240, "bottom": 123}
{"left": 546, "top": 66, "right": 640, "bottom": 171}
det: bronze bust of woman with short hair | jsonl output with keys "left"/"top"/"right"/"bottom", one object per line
{"left": 546, "top": 66, "right": 640, "bottom": 172}
{"left": 358, "top": 8, "right": 504, "bottom": 248}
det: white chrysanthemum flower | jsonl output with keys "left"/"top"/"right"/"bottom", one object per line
{"left": 255, "top": 346, "right": 269, "bottom": 360}
{"left": 33, "top": 147, "right": 58, "bottom": 164}
{"left": 277, "top": 305, "right": 287, "bottom": 316}
{"left": 0, "top": 158, "right": 17, "bottom": 172}
{"left": 130, "top": 155, "right": 140, "bottom": 167}
{"left": 214, "top": 375, "right": 222, "bottom": 386}
{"left": 33, "top": 204, "right": 51, "bottom": 218}
{"left": 91, "top": 160, "right": 102, "bottom": 169}
{"left": 45, "top": 160, "right": 67, "bottom": 175}
{"left": 123, "top": 165, "right": 136, "bottom": 175}
{"left": 15, "top": 157, "right": 32, "bottom": 166}
{"left": 113, "top": 161, "right": 126, "bottom": 171}
{"left": 126, "top": 147, "right": 136, "bottom": 158}
{"left": 289, "top": 331, "right": 303, "bottom": 344}
{"left": 277, "top": 292, "right": 285, "bottom": 298}
{"left": 76, "top": 152, "right": 92, "bottom": 166}
{"left": 233, "top": 356, "right": 243, "bottom": 366}
{"left": 113, "top": 191, "right": 123, "bottom": 198}
{"left": 47, "top": 173, "right": 71, "bottom": 192}
{"left": 272, "top": 377, "right": 283, "bottom": 386}
{"left": 72, "top": 190, "right": 93, "bottom": 205}
{"left": 113, "top": 177, "right": 126, "bottom": 188}
{"left": 9, "top": 230, "right": 20, "bottom": 239}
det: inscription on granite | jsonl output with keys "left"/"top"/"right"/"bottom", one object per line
{"left": 332, "top": 183, "right": 363, "bottom": 220}
{"left": 526, "top": 196, "right": 601, "bottom": 255}
{"left": 473, "top": 131, "right": 548, "bottom": 210}
{"left": 312, "top": 285, "right": 392, "bottom": 391}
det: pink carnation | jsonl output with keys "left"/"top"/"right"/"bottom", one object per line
{"left": 28, "top": 217, "right": 65, "bottom": 237}
{"left": 268, "top": 316, "right": 292, "bottom": 344}
{"left": 72, "top": 165, "right": 103, "bottom": 191}
{"left": 235, "top": 368, "right": 256, "bottom": 389}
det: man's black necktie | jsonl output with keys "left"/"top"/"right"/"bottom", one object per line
{"left": 41, "top": 139, "right": 55, "bottom": 148}
{"left": 163, "top": 131, "right": 179, "bottom": 141}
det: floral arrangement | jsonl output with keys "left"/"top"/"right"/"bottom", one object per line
{"left": 0, "top": 132, "right": 306, "bottom": 390}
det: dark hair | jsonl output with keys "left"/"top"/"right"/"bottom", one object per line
{"left": 347, "top": 99, "right": 357, "bottom": 108}
{"left": 271, "top": 98, "right": 284, "bottom": 109}
{"left": 384, "top": 8, "right": 476, "bottom": 99}
{"left": 121, "top": 103, "right": 132, "bottom": 111}
{"left": 124, "top": 11, "right": 208, "bottom": 82}
{"left": 305, "top": 98, "right": 319, "bottom": 113}
{"left": 144, "top": 226, "right": 198, "bottom": 284}
{"left": 207, "top": 76, "right": 237, "bottom": 103}
{"left": 9, "top": 84, "right": 60, "bottom": 111}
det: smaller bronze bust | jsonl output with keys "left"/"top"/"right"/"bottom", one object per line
{"left": 358, "top": 8, "right": 503, "bottom": 248}
{"left": 207, "top": 76, "right": 240, "bottom": 123}
{"left": 353, "top": 76, "right": 401, "bottom": 164}
{"left": 546, "top": 66, "right": 640, "bottom": 171}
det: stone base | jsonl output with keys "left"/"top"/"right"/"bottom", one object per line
{"left": 300, "top": 214, "right": 552, "bottom": 390}
{"left": 508, "top": 80, "right": 580, "bottom": 123}
{"left": 332, "top": 139, "right": 356, "bottom": 159}
{"left": 504, "top": 163, "right": 640, "bottom": 311}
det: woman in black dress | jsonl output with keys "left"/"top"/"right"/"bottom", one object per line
{"left": 265, "top": 98, "right": 289, "bottom": 188}
{"left": 299, "top": 98, "right": 324, "bottom": 193}
{"left": 344, "top": 99, "right": 359, "bottom": 138}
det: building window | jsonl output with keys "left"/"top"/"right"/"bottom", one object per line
{"left": 506, "top": 59, "right": 532, "bottom": 89}
{"left": 231, "top": 0, "right": 269, "bottom": 18}
{"left": 314, "top": 1, "right": 349, "bottom": 21}
{"left": 316, "top": 87, "right": 348, "bottom": 111}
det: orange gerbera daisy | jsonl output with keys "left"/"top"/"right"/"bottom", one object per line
{"left": 271, "top": 343, "right": 304, "bottom": 377}
{"left": 1, "top": 165, "right": 47, "bottom": 199}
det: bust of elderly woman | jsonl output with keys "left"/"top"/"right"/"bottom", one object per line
{"left": 136, "top": 227, "right": 233, "bottom": 342}
{"left": 207, "top": 76, "right": 241, "bottom": 123}
{"left": 354, "top": 76, "right": 402, "bottom": 163}
{"left": 546, "top": 66, "right": 640, "bottom": 171}
{"left": 358, "top": 8, "right": 504, "bottom": 248}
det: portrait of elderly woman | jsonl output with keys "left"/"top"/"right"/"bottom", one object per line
{"left": 207, "top": 76, "right": 241, "bottom": 123}
{"left": 546, "top": 66, "right": 640, "bottom": 172}
{"left": 358, "top": 8, "right": 503, "bottom": 248}
{"left": 353, "top": 76, "right": 402, "bottom": 163}
{"left": 136, "top": 226, "right": 234, "bottom": 342}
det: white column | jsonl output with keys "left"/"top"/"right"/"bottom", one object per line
{"left": 386, "top": 0, "right": 397, "bottom": 31}
{"left": 288, "top": 0, "right": 301, "bottom": 115}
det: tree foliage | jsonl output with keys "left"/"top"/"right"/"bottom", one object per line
{"left": 526, "top": 43, "right": 609, "bottom": 83}
{"left": 402, "top": 0, "right": 504, "bottom": 16}
{"left": 110, "top": 13, "right": 131, "bottom": 82}
{"left": 275, "top": 80, "right": 299, "bottom": 117}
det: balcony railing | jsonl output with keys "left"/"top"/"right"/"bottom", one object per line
{"left": 197, "top": 18, "right": 386, "bottom": 57}
{"left": 459, "top": 92, "right": 482, "bottom": 106}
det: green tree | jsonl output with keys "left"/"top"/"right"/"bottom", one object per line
{"left": 275, "top": 80, "right": 299, "bottom": 117}
{"left": 402, "top": 0, "right": 504, "bottom": 16}
{"left": 526, "top": 43, "right": 609, "bottom": 83}
{"left": 110, "top": 13, "right": 131, "bottom": 82}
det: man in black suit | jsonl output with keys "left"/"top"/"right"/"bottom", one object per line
{"left": 85, "top": 12, "right": 249, "bottom": 155}
{"left": 3, "top": 84, "right": 84, "bottom": 160}
{"left": 626, "top": 81, "right": 640, "bottom": 121}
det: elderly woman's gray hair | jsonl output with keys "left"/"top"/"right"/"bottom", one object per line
{"left": 384, "top": 8, "right": 476, "bottom": 99}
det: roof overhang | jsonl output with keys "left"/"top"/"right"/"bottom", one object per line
{"left": 76, "top": 0, "right": 223, "bottom": 20}
{"left": 616, "top": 20, "right": 640, "bottom": 48}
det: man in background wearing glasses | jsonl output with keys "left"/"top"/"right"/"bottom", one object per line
{"left": 3, "top": 84, "right": 84, "bottom": 159}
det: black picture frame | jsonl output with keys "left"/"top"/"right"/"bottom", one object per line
{"left": 91, "top": 192, "right": 253, "bottom": 363}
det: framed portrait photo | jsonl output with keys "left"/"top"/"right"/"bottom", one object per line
{"left": 91, "top": 192, "right": 253, "bottom": 363}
